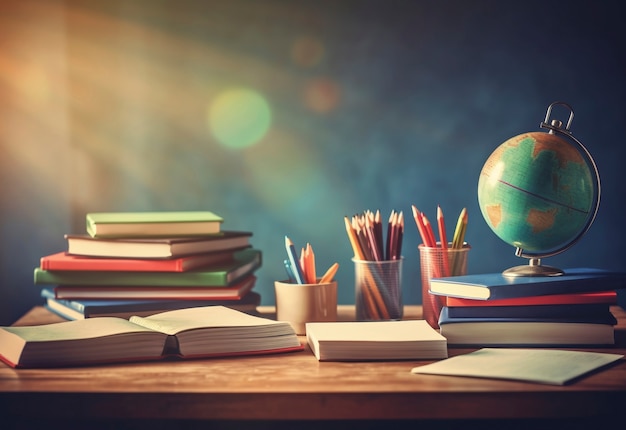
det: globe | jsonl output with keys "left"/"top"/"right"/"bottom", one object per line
{"left": 477, "top": 103, "right": 600, "bottom": 276}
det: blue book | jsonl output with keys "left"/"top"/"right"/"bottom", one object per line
{"left": 444, "top": 303, "right": 612, "bottom": 320}
{"left": 429, "top": 267, "right": 626, "bottom": 300}
{"left": 41, "top": 287, "right": 261, "bottom": 320}
{"left": 438, "top": 306, "right": 617, "bottom": 347}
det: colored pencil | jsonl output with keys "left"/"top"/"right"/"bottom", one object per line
{"left": 284, "top": 259, "right": 296, "bottom": 283}
{"left": 421, "top": 212, "right": 437, "bottom": 248}
{"left": 304, "top": 243, "right": 316, "bottom": 284}
{"left": 437, "top": 205, "right": 451, "bottom": 276}
{"left": 319, "top": 262, "right": 339, "bottom": 284}
{"left": 412, "top": 205, "right": 434, "bottom": 247}
{"left": 452, "top": 207, "right": 468, "bottom": 249}
{"left": 344, "top": 216, "right": 366, "bottom": 260}
{"left": 394, "top": 210, "right": 404, "bottom": 261}
{"left": 343, "top": 215, "right": 388, "bottom": 319}
{"left": 374, "top": 210, "right": 384, "bottom": 260}
{"left": 365, "top": 214, "right": 382, "bottom": 261}
{"left": 285, "top": 236, "right": 305, "bottom": 284}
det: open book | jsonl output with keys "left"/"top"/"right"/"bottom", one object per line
{"left": 0, "top": 306, "right": 303, "bottom": 368}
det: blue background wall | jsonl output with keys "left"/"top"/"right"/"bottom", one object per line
{"left": 1, "top": 0, "right": 624, "bottom": 325}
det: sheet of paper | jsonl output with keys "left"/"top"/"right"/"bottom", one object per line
{"left": 411, "top": 348, "right": 623, "bottom": 385}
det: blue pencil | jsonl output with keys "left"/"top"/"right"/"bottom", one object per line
{"left": 284, "top": 259, "right": 297, "bottom": 283}
{"left": 284, "top": 236, "right": 305, "bottom": 284}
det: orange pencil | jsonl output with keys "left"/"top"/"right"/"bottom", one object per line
{"left": 353, "top": 215, "right": 373, "bottom": 261}
{"left": 319, "top": 262, "right": 339, "bottom": 284}
{"left": 344, "top": 216, "right": 365, "bottom": 259}
{"left": 305, "top": 243, "right": 316, "bottom": 284}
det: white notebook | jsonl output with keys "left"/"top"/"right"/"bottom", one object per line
{"left": 306, "top": 320, "right": 448, "bottom": 361}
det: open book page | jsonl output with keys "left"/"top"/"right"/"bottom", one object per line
{"left": 129, "top": 306, "right": 301, "bottom": 357}
{"left": 0, "top": 318, "right": 167, "bottom": 368}
{"left": 129, "top": 305, "right": 287, "bottom": 335}
{"left": 411, "top": 348, "right": 623, "bottom": 385}
{"left": 4, "top": 317, "right": 157, "bottom": 341}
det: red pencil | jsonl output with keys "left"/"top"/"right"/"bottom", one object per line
{"left": 437, "top": 205, "right": 451, "bottom": 276}
{"left": 411, "top": 205, "right": 434, "bottom": 247}
{"left": 421, "top": 212, "right": 437, "bottom": 248}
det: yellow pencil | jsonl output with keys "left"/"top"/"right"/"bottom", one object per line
{"left": 344, "top": 216, "right": 365, "bottom": 259}
{"left": 452, "top": 208, "right": 468, "bottom": 249}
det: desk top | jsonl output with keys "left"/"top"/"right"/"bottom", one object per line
{"left": 1, "top": 305, "right": 625, "bottom": 422}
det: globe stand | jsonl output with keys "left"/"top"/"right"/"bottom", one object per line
{"left": 503, "top": 255, "right": 564, "bottom": 278}
{"left": 498, "top": 102, "right": 601, "bottom": 278}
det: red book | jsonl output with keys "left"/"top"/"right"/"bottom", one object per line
{"left": 40, "top": 251, "right": 236, "bottom": 272}
{"left": 53, "top": 275, "right": 257, "bottom": 300}
{"left": 446, "top": 290, "right": 618, "bottom": 307}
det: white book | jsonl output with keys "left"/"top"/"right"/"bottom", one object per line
{"left": 306, "top": 320, "right": 448, "bottom": 361}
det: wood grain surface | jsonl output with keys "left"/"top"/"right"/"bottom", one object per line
{"left": 1, "top": 305, "right": 625, "bottom": 422}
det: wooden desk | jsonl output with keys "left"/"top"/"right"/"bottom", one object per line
{"left": 1, "top": 305, "right": 626, "bottom": 428}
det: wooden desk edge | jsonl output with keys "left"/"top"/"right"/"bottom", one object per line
{"left": 2, "top": 305, "right": 625, "bottom": 422}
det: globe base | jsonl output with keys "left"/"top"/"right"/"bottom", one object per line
{"left": 503, "top": 258, "right": 564, "bottom": 278}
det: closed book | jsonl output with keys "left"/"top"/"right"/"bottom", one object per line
{"left": 0, "top": 306, "right": 303, "bottom": 368}
{"left": 446, "top": 290, "right": 618, "bottom": 307}
{"left": 51, "top": 274, "right": 257, "bottom": 300}
{"left": 438, "top": 306, "right": 616, "bottom": 346}
{"left": 65, "top": 231, "right": 252, "bottom": 258}
{"left": 429, "top": 268, "right": 626, "bottom": 300}
{"left": 40, "top": 251, "right": 236, "bottom": 272}
{"left": 41, "top": 287, "right": 261, "bottom": 320}
{"left": 306, "top": 320, "right": 448, "bottom": 361}
{"left": 444, "top": 303, "right": 612, "bottom": 319}
{"left": 86, "top": 211, "right": 223, "bottom": 238}
{"left": 34, "top": 249, "right": 261, "bottom": 287}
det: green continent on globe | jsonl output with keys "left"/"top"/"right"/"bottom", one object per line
{"left": 477, "top": 132, "right": 594, "bottom": 253}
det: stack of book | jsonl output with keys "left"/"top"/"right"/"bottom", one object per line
{"left": 34, "top": 211, "right": 263, "bottom": 320}
{"left": 428, "top": 267, "right": 626, "bottom": 346}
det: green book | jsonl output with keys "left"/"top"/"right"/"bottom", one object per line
{"left": 34, "top": 249, "right": 261, "bottom": 287}
{"left": 86, "top": 211, "right": 223, "bottom": 238}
